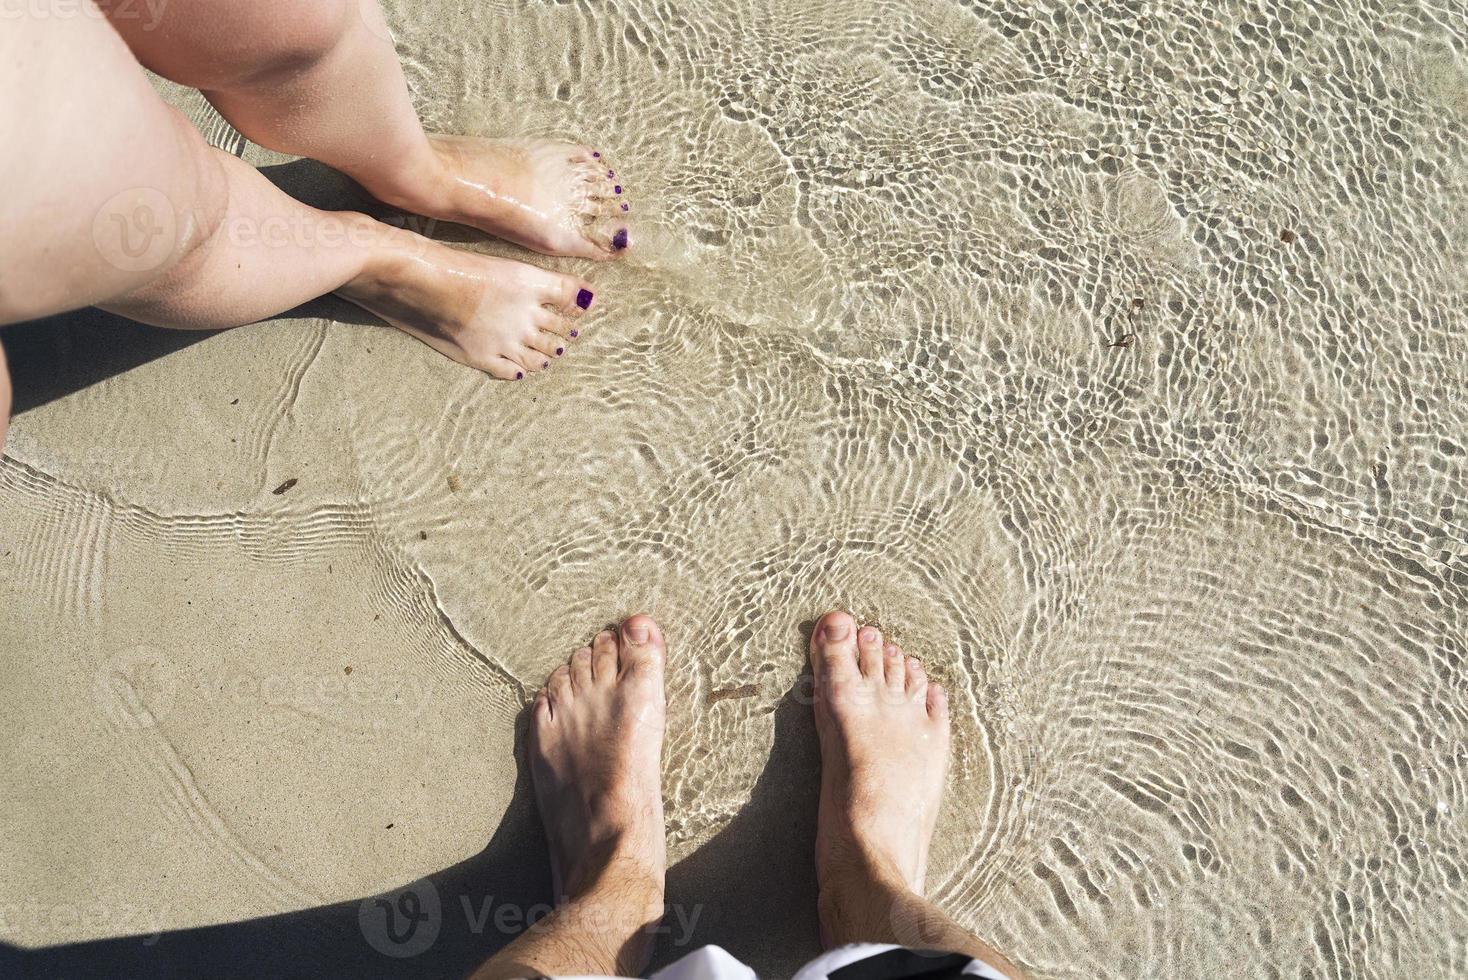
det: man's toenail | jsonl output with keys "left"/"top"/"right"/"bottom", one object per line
{"left": 860, "top": 627, "right": 878, "bottom": 643}
{"left": 614, "top": 185, "right": 622, "bottom": 194}
{"left": 576, "top": 288, "right": 594, "bottom": 309}
{"left": 627, "top": 625, "right": 649, "bottom": 643}
{"left": 612, "top": 228, "right": 628, "bottom": 250}
{"left": 824, "top": 618, "right": 851, "bottom": 642}
{"left": 885, "top": 644, "right": 900, "bottom": 657}
{"left": 556, "top": 347, "right": 564, "bottom": 356}
{"left": 515, "top": 371, "right": 524, "bottom": 380}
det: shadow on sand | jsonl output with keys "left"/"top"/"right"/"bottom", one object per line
{"left": 3, "top": 667, "right": 826, "bottom": 980}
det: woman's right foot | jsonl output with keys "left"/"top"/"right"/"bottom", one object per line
{"left": 337, "top": 226, "right": 596, "bottom": 380}
{"left": 809, "top": 610, "right": 951, "bottom": 903}
{"left": 365, "top": 136, "right": 632, "bottom": 261}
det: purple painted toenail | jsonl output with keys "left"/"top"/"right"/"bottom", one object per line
{"left": 592, "top": 151, "right": 601, "bottom": 157}
{"left": 608, "top": 170, "right": 615, "bottom": 177}
{"left": 576, "top": 288, "right": 594, "bottom": 309}
{"left": 515, "top": 371, "right": 523, "bottom": 380}
{"left": 570, "top": 329, "right": 579, "bottom": 338}
{"left": 614, "top": 185, "right": 622, "bottom": 194}
{"left": 556, "top": 347, "right": 564, "bottom": 356}
{"left": 542, "top": 360, "right": 549, "bottom": 369}
{"left": 612, "top": 228, "right": 628, "bottom": 250}
{"left": 621, "top": 202, "right": 630, "bottom": 211}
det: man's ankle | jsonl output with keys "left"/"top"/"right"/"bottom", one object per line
{"left": 816, "top": 853, "right": 914, "bottom": 947}
{"left": 559, "top": 863, "right": 666, "bottom": 976}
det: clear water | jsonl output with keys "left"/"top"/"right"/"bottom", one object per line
{"left": 2, "top": 1, "right": 1466, "bottom": 977}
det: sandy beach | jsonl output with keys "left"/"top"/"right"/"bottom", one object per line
{"left": 2, "top": 1, "right": 1466, "bottom": 977}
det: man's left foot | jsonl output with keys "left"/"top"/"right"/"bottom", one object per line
{"left": 377, "top": 136, "right": 632, "bottom": 260}
{"left": 530, "top": 616, "right": 668, "bottom": 904}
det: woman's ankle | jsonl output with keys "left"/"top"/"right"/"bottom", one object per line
{"left": 343, "top": 138, "right": 454, "bottom": 217}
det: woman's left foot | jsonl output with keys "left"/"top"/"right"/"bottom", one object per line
{"left": 375, "top": 136, "right": 632, "bottom": 260}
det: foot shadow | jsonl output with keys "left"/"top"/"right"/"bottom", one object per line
{"left": 654, "top": 633, "right": 824, "bottom": 976}
{"left": 1, "top": 312, "right": 223, "bottom": 416}
{"left": 2, "top": 716, "right": 551, "bottom": 980}
{"left": 3, "top": 630, "right": 828, "bottom": 979}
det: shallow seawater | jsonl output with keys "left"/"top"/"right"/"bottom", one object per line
{"left": 2, "top": 2, "right": 1467, "bottom": 977}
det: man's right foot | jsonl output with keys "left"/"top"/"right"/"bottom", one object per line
{"left": 809, "top": 610, "right": 951, "bottom": 902}
{"left": 337, "top": 225, "right": 596, "bottom": 380}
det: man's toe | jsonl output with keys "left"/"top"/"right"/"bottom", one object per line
{"left": 619, "top": 614, "right": 664, "bottom": 675}
{"left": 810, "top": 610, "right": 859, "bottom": 681}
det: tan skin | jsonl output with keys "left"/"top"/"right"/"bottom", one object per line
{"left": 0, "top": 0, "right": 631, "bottom": 382}
{"left": 471, "top": 612, "right": 1024, "bottom": 980}
{"left": 0, "top": 6, "right": 1022, "bottom": 972}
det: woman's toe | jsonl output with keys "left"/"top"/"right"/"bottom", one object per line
{"left": 509, "top": 347, "right": 548, "bottom": 374}
{"left": 526, "top": 329, "right": 565, "bottom": 358}
{"left": 544, "top": 277, "right": 594, "bottom": 318}
{"left": 584, "top": 215, "right": 631, "bottom": 255}
{"left": 484, "top": 356, "right": 525, "bottom": 381}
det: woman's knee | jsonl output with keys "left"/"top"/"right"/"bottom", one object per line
{"left": 0, "top": 6, "right": 230, "bottom": 323}
{"left": 102, "top": 0, "right": 361, "bottom": 90}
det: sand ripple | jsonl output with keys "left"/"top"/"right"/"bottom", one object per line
{"left": 3, "top": 1, "right": 1467, "bottom": 977}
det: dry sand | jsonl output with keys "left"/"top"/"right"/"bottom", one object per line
{"left": 3, "top": 2, "right": 1468, "bottom": 977}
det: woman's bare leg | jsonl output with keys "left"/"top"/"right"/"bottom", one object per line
{"left": 809, "top": 611, "right": 1027, "bottom": 980}
{"left": 100, "top": 0, "right": 632, "bottom": 260}
{"left": 470, "top": 617, "right": 669, "bottom": 980}
{"left": 0, "top": 6, "right": 595, "bottom": 380}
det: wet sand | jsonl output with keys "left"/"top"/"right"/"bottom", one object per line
{"left": 2, "top": 2, "right": 1467, "bottom": 977}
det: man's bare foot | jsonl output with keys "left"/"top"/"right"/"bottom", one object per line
{"left": 372, "top": 136, "right": 631, "bottom": 261}
{"left": 531, "top": 615, "right": 667, "bottom": 910}
{"left": 337, "top": 225, "right": 596, "bottom": 380}
{"left": 466, "top": 617, "right": 667, "bottom": 980}
{"left": 809, "top": 611, "right": 950, "bottom": 906}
